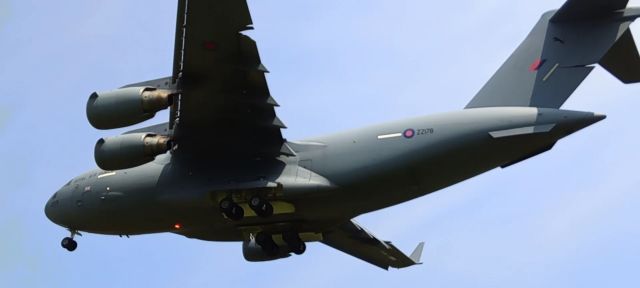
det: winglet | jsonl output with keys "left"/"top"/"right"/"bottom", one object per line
{"left": 409, "top": 242, "right": 425, "bottom": 264}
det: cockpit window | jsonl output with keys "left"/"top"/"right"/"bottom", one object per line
{"left": 51, "top": 192, "right": 57, "bottom": 199}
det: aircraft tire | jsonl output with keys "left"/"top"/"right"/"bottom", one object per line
{"left": 220, "top": 198, "right": 244, "bottom": 221}
{"left": 283, "top": 232, "right": 306, "bottom": 255}
{"left": 255, "top": 232, "right": 279, "bottom": 256}
{"left": 227, "top": 204, "right": 244, "bottom": 221}
{"left": 290, "top": 241, "right": 306, "bottom": 255}
{"left": 249, "top": 196, "right": 273, "bottom": 218}
{"left": 61, "top": 237, "right": 77, "bottom": 252}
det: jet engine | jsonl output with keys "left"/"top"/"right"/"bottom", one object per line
{"left": 242, "top": 239, "right": 291, "bottom": 262}
{"left": 86, "top": 87, "right": 175, "bottom": 130}
{"left": 94, "top": 133, "right": 172, "bottom": 171}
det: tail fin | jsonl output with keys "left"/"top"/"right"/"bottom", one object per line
{"left": 466, "top": 0, "right": 640, "bottom": 109}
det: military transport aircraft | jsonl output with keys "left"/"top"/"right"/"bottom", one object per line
{"left": 45, "top": 0, "right": 640, "bottom": 269}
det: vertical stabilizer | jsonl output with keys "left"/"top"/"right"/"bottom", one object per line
{"left": 466, "top": 0, "right": 640, "bottom": 109}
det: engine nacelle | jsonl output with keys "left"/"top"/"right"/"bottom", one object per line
{"left": 86, "top": 87, "right": 174, "bottom": 130}
{"left": 242, "top": 240, "right": 290, "bottom": 262}
{"left": 94, "top": 133, "right": 172, "bottom": 171}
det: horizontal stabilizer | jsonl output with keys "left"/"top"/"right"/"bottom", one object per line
{"left": 552, "top": 0, "right": 629, "bottom": 22}
{"left": 600, "top": 29, "right": 640, "bottom": 83}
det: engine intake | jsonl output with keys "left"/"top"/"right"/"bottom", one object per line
{"left": 94, "top": 133, "right": 172, "bottom": 171}
{"left": 87, "top": 87, "right": 175, "bottom": 130}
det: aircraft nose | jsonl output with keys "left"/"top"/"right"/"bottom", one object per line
{"left": 44, "top": 190, "right": 64, "bottom": 226}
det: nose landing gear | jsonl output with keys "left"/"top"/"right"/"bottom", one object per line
{"left": 61, "top": 230, "right": 81, "bottom": 252}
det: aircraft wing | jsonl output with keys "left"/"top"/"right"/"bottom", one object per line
{"left": 170, "top": 0, "right": 288, "bottom": 159}
{"left": 322, "top": 220, "right": 424, "bottom": 270}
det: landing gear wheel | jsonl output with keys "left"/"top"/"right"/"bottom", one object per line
{"left": 249, "top": 196, "right": 273, "bottom": 218}
{"left": 219, "top": 198, "right": 234, "bottom": 211}
{"left": 283, "top": 232, "right": 306, "bottom": 255}
{"left": 290, "top": 241, "right": 306, "bottom": 255}
{"left": 255, "top": 232, "right": 279, "bottom": 256}
{"left": 219, "top": 198, "right": 244, "bottom": 221}
{"left": 61, "top": 237, "right": 77, "bottom": 252}
{"left": 228, "top": 205, "right": 244, "bottom": 221}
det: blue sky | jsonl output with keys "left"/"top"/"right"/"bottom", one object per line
{"left": 1, "top": 0, "right": 640, "bottom": 287}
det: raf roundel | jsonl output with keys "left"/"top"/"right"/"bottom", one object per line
{"left": 403, "top": 129, "right": 415, "bottom": 139}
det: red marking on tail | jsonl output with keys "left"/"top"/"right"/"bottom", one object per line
{"left": 529, "top": 58, "right": 544, "bottom": 72}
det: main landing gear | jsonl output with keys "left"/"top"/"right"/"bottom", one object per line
{"left": 255, "top": 232, "right": 279, "bottom": 256}
{"left": 283, "top": 232, "right": 306, "bottom": 255}
{"left": 255, "top": 232, "right": 307, "bottom": 256}
{"left": 219, "top": 195, "right": 274, "bottom": 220}
{"left": 219, "top": 198, "right": 244, "bottom": 220}
{"left": 248, "top": 195, "right": 273, "bottom": 218}
{"left": 61, "top": 230, "right": 81, "bottom": 252}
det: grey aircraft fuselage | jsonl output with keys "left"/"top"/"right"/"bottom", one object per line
{"left": 44, "top": 0, "right": 640, "bottom": 268}
{"left": 45, "top": 107, "right": 604, "bottom": 241}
